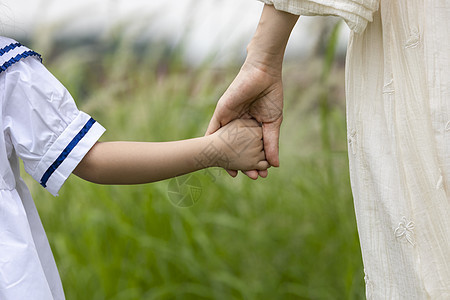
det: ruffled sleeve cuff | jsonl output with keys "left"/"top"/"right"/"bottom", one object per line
{"left": 258, "top": 0, "right": 379, "bottom": 33}
{"left": 31, "top": 111, "right": 105, "bottom": 196}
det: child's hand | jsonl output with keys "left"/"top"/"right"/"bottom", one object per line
{"left": 209, "top": 119, "right": 269, "bottom": 172}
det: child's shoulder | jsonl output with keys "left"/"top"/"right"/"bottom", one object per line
{"left": 0, "top": 36, "right": 18, "bottom": 46}
{"left": 0, "top": 36, "right": 42, "bottom": 74}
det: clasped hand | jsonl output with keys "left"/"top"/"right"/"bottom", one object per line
{"left": 206, "top": 59, "right": 283, "bottom": 180}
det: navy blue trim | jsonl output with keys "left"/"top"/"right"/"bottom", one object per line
{"left": 40, "top": 118, "right": 96, "bottom": 188}
{"left": 0, "top": 50, "right": 42, "bottom": 74}
{"left": 0, "top": 42, "right": 21, "bottom": 55}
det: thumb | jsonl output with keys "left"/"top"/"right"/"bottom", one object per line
{"left": 205, "top": 113, "right": 221, "bottom": 136}
{"left": 262, "top": 119, "right": 282, "bottom": 167}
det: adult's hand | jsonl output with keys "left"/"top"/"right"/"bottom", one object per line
{"left": 206, "top": 4, "right": 299, "bottom": 179}
{"left": 206, "top": 58, "right": 283, "bottom": 179}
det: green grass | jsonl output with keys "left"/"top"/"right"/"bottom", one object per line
{"left": 24, "top": 30, "right": 365, "bottom": 299}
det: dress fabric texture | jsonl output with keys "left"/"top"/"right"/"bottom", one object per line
{"left": 259, "top": 0, "right": 450, "bottom": 299}
{"left": 0, "top": 37, "right": 105, "bottom": 299}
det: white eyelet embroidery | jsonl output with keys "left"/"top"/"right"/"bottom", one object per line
{"left": 405, "top": 28, "right": 420, "bottom": 49}
{"left": 383, "top": 78, "right": 395, "bottom": 94}
{"left": 348, "top": 129, "right": 357, "bottom": 155}
{"left": 394, "top": 216, "right": 415, "bottom": 246}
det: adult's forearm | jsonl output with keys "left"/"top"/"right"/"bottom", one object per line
{"left": 246, "top": 4, "right": 299, "bottom": 73}
{"left": 73, "top": 138, "right": 212, "bottom": 185}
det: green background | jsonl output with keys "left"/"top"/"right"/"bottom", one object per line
{"left": 23, "top": 23, "right": 365, "bottom": 299}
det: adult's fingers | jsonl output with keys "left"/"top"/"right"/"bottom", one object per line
{"left": 262, "top": 118, "right": 282, "bottom": 167}
{"left": 226, "top": 169, "right": 238, "bottom": 177}
{"left": 205, "top": 113, "right": 221, "bottom": 136}
{"left": 241, "top": 169, "right": 268, "bottom": 179}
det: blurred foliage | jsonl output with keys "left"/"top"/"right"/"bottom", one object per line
{"left": 23, "top": 23, "right": 364, "bottom": 300}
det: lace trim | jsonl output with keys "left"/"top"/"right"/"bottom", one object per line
{"left": 0, "top": 50, "right": 42, "bottom": 74}
{"left": 0, "top": 42, "right": 22, "bottom": 55}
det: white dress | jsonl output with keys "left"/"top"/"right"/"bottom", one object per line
{"left": 0, "top": 37, "right": 105, "bottom": 299}
{"left": 259, "top": 0, "right": 450, "bottom": 298}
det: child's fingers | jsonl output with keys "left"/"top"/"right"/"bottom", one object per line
{"left": 255, "top": 160, "right": 270, "bottom": 170}
{"left": 258, "top": 169, "right": 268, "bottom": 178}
{"left": 242, "top": 170, "right": 259, "bottom": 180}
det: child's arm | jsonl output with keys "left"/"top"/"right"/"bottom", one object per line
{"left": 73, "top": 119, "right": 269, "bottom": 184}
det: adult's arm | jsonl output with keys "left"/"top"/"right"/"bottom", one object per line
{"left": 258, "top": 0, "right": 379, "bottom": 33}
{"left": 206, "top": 5, "right": 299, "bottom": 178}
{"left": 207, "top": 0, "right": 380, "bottom": 179}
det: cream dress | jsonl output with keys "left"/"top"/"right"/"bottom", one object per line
{"left": 259, "top": 0, "right": 450, "bottom": 298}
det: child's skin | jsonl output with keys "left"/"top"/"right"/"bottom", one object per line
{"left": 74, "top": 118, "right": 269, "bottom": 184}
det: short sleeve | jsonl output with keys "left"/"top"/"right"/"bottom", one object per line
{"left": 2, "top": 56, "right": 105, "bottom": 196}
{"left": 258, "top": 0, "right": 379, "bottom": 33}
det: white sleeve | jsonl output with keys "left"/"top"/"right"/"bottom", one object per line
{"left": 2, "top": 57, "right": 105, "bottom": 196}
{"left": 258, "top": 0, "right": 379, "bottom": 33}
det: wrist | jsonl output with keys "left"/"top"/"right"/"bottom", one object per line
{"left": 245, "top": 42, "right": 284, "bottom": 77}
{"left": 207, "top": 132, "right": 235, "bottom": 169}
{"left": 196, "top": 134, "right": 225, "bottom": 169}
{"left": 245, "top": 4, "right": 299, "bottom": 75}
